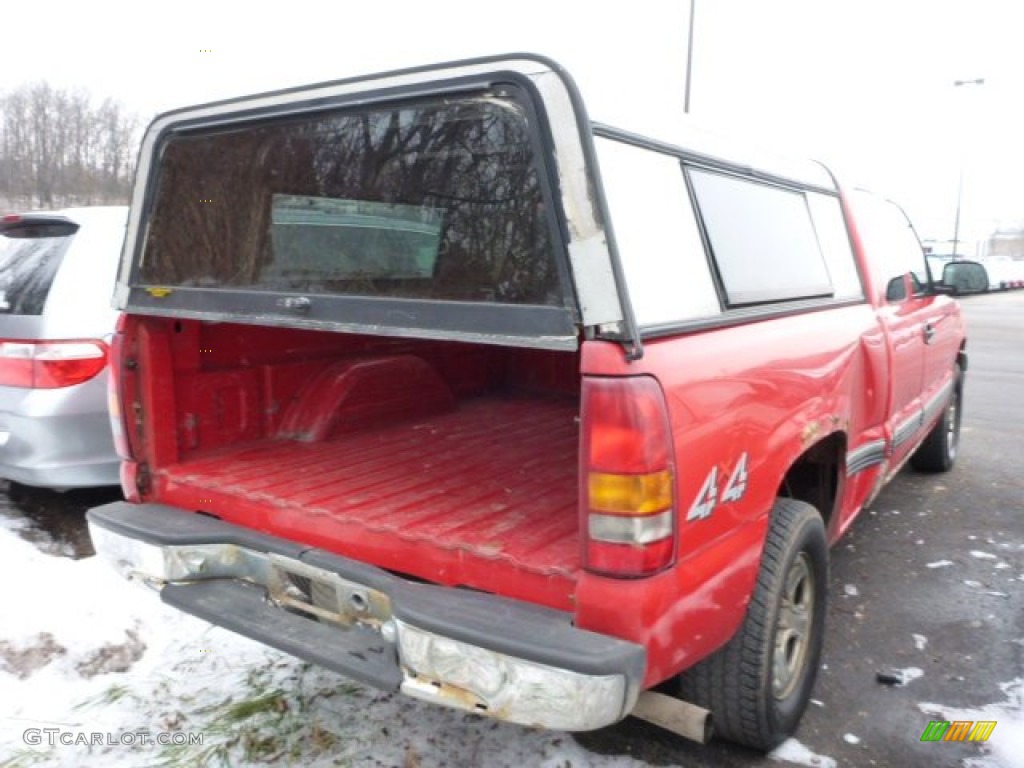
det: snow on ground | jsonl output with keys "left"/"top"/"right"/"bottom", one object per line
{"left": 4, "top": 517, "right": 1017, "bottom": 768}
{"left": 920, "top": 679, "right": 1024, "bottom": 768}
{"left": 768, "top": 738, "right": 836, "bottom": 768}
{"left": 0, "top": 530, "right": 659, "bottom": 768}
{"left": 895, "top": 667, "right": 924, "bottom": 685}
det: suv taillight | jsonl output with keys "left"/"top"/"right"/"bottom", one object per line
{"left": 0, "top": 339, "right": 107, "bottom": 388}
{"left": 581, "top": 376, "right": 677, "bottom": 577}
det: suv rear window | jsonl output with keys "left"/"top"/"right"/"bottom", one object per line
{"left": 0, "top": 220, "right": 79, "bottom": 315}
{"left": 140, "top": 90, "right": 565, "bottom": 308}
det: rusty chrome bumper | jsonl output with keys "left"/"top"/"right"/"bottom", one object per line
{"left": 87, "top": 502, "right": 646, "bottom": 732}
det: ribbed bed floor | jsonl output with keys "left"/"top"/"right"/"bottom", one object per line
{"left": 158, "top": 395, "right": 582, "bottom": 580}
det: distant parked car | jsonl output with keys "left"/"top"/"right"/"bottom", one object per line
{"left": 0, "top": 207, "right": 127, "bottom": 489}
{"left": 978, "top": 256, "right": 1024, "bottom": 291}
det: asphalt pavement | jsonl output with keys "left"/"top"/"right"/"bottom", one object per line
{"left": 1, "top": 291, "right": 1021, "bottom": 768}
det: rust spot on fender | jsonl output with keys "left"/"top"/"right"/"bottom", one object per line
{"left": 801, "top": 420, "right": 822, "bottom": 446}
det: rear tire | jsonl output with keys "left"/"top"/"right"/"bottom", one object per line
{"left": 911, "top": 366, "right": 963, "bottom": 473}
{"left": 677, "top": 498, "right": 827, "bottom": 751}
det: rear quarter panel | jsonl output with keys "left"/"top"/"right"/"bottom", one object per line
{"left": 575, "top": 302, "right": 884, "bottom": 685}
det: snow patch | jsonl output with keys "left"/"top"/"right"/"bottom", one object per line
{"left": 843, "top": 584, "right": 859, "bottom": 597}
{"left": 927, "top": 560, "right": 954, "bottom": 568}
{"left": 879, "top": 667, "right": 924, "bottom": 686}
{"left": 899, "top": 667, "right": 925, "bottom": 684}
{"left": 0, "top": 528, "right": 654, "bottom": 768}
{"left": 919, "top": 678, "right": 1024, "bottom": 768}
{"left": 769, "top": 737, "right": 837, "bottom": 767}
{"left": 843, "top": 733, "right": 861, "bottom": 745}
{"left": 913, "top": 634, "right": 928, "bottom": 651}
{"left": 972, "top": 551, "right": 998, "bottom": 560}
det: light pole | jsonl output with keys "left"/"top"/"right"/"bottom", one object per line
{"left": 684, "top": 0, "right": 696, "bottom": 113}
{"left": 951, "top": 78, "right": 984, "bottom": 260}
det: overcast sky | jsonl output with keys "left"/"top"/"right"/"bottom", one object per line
{"left": 4, "top": 0, "right": 1021, "bottom": 245}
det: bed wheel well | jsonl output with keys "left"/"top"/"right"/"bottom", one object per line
{"left": 777, "top": 433, "right": 845, "bottom": 527}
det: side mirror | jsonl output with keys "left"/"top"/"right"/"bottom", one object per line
{"left": 886, "top": 274, "right": 908, "bottom": 302}
{"left": 942, "top": 261, "right": 989, "bottom": 295}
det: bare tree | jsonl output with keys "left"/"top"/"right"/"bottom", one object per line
{"left": 0, "top": 82, "right": 141, "bottom": 210}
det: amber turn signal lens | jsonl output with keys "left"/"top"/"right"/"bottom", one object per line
{"left": 587, "top": 469, "right": 673, "bottom": 515}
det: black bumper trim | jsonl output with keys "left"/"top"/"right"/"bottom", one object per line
{"left": 162, "top": 580, "right": 403, "bottom": 691}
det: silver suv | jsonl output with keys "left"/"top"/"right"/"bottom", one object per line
{"left": 0, "top": 207, "right": 127, "bottom": 488}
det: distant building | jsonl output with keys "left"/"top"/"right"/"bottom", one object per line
{"left": 922, "top": 239, "right": 977, "bottom": 260}
{"left": 986, "top": 229, "right": 1024, "bottom": 259}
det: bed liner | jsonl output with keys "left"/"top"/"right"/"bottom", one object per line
{"left": 153, "top": 394, "right": 582, "bottom": 607}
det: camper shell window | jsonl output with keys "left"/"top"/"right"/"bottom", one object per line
{"left": 688, "top": 168, "right": 835, "bottom": 307}
{"left": 132, "top": 88, "right": 576, "bottom": 344}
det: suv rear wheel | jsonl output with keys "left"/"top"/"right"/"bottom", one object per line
{"left": 677, "top": 498, "right": 827, "bottom": 750}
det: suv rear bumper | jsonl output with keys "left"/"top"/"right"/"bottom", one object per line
{"left": 86, "top": 502, "right": 645, "bottom": 732}
{"left": 0, "top": 410, "right": 119, "bottom": 488}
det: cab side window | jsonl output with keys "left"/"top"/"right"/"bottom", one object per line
{"left": 850, "top": 190, "right": 929, "bottom": 302}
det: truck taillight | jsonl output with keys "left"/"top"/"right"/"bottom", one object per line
{"left": 0, "top": 339, "right": 107, "bottom": 388}
{"left": 107, "top": 316, "right": 136, "bottom": 463}
{"left": 581, "top": 376, "right": 677, "bottom": 577}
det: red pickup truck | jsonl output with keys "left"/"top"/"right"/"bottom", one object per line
{"left": 88, "top": 55, "right": 971, "bottom": 750}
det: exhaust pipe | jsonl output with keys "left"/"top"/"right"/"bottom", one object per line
{"left": 630, "top": 691, "right": 712, "bottom": 744}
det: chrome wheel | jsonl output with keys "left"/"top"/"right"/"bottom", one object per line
{"left": 772, "top": 552, "right": 815, "bottom": 700}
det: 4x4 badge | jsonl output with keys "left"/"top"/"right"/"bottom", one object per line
{"left": 687, "top": 453, "right": 749, "bottom": 521}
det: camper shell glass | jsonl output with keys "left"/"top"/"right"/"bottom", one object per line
{"left": 589, "top": 125, "right": 862, "bottom": 333}
{"left": 688, "top": 168, "right": 834, "bottom": 306}
{"left": 141, "top": 90, "right": 565, "bottom": 308}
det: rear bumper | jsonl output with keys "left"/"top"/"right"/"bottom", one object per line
{"left": 0, "top": 410, "right": 119, "bottom": 488}
{"left": 86, "top": 502, "right": 645, "bottom": 732}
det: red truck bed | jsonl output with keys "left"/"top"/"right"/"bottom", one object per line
{"left": 154, "top": 394, "right": 581, "bottom": 606}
